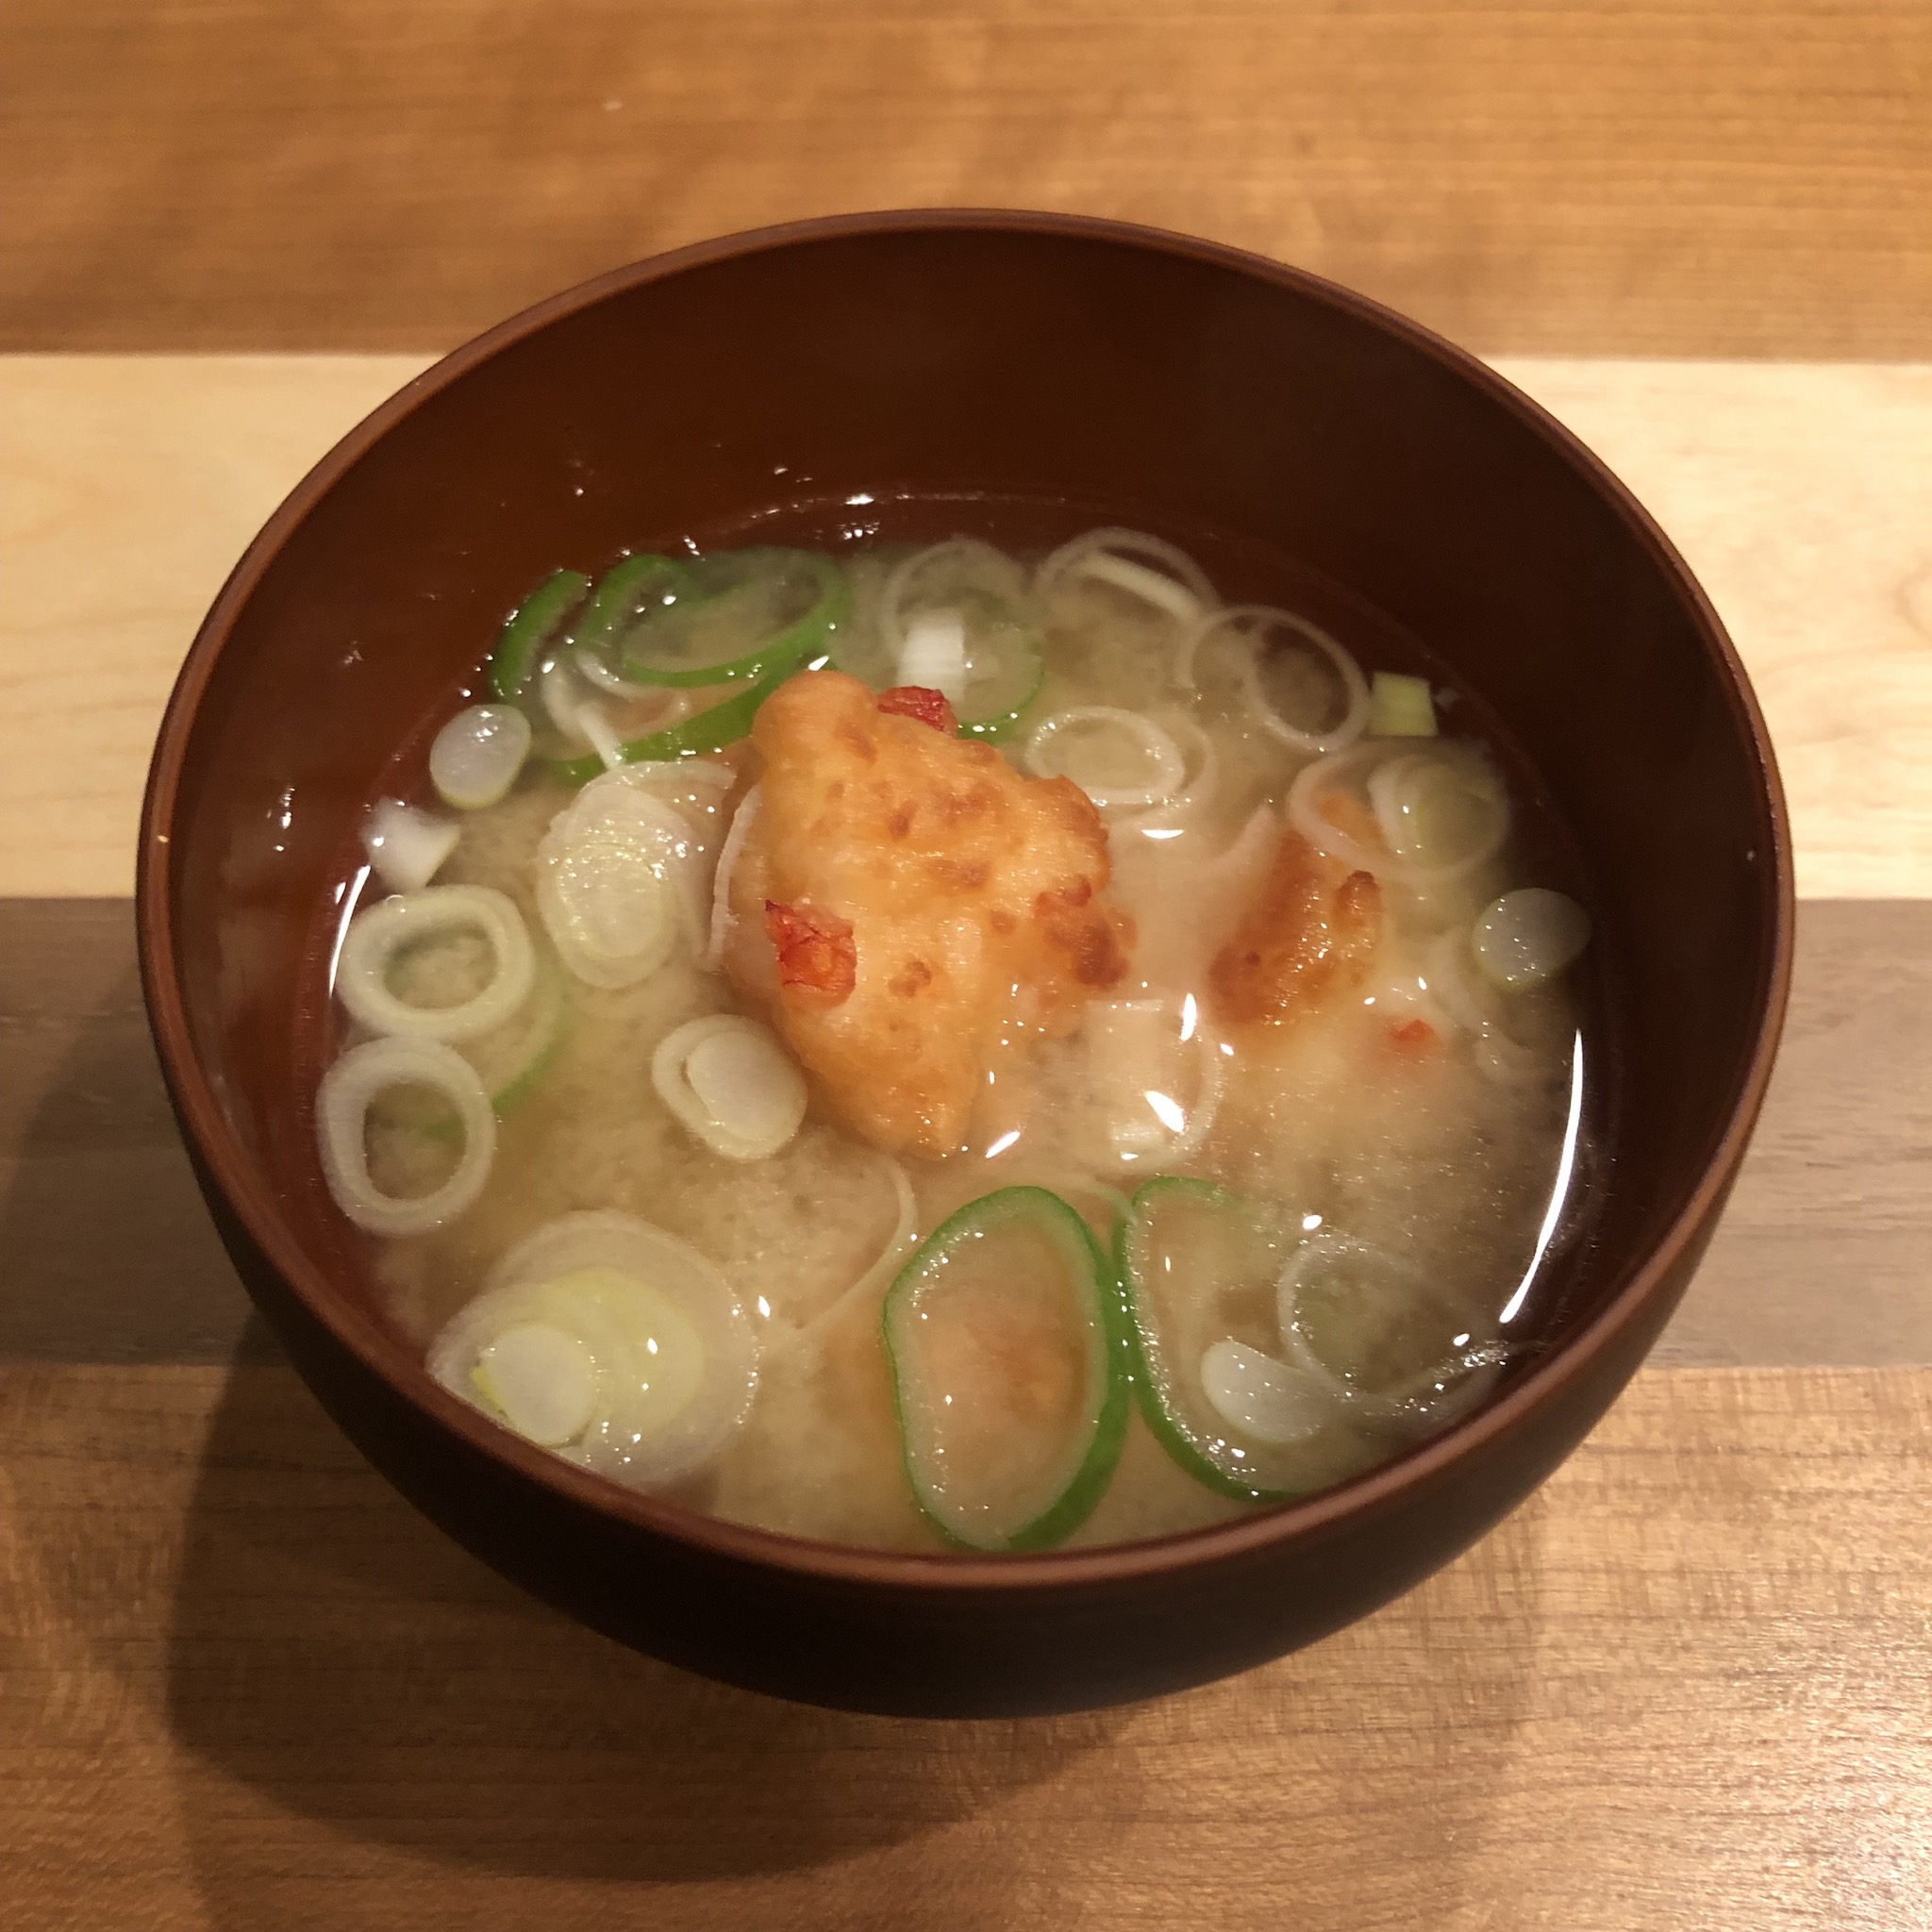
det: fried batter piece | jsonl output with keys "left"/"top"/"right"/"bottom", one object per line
{"left": 1208, "top": 828, "right": 1382, "bottom": 1026}
{"left": 726, "top": 670, "right": 1133, "bottom": 1158}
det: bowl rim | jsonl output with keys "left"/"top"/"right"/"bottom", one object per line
{"left": 138, "top": 206, "right": 1794, "bottom": 1592}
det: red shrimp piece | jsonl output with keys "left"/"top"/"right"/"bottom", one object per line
{"left": 876, "top": 686, "right": 958, "bottom": 734}
{"left": 765, "top": 900, "right": 857, "bottom": 1005}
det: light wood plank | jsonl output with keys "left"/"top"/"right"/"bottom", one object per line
{"left": 1496, "top": 360, "right": 1932, "bottom": 901}
{"left": 3, "top": 1360, "right": 1929, "bottom": 1929}
{"left": 0, "top": 357, "right": 426, "bottom": 898}
{"left": 3, "top": 355, "right": 1927, "bottom": 898}
{"left": 3, "top": 2, "right": 1928, "bottom": 358}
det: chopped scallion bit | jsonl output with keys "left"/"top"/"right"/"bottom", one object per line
{"left": 1370, "top": 671, "right": 1438, "bottom": 738}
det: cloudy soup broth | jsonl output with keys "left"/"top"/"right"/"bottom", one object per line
{"left": 314, "top": 517, "right": 1597, "bottom": 1555}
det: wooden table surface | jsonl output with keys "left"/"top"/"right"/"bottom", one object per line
{"left": 4, "top": 5, "right": 1930, "bottom": 1927}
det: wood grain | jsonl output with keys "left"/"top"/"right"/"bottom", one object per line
{"left": 5, "top": 355, "right": 1929, "bottom": 899}
{"left": 3, "top": 2, "right": 1929, "bottom": 359}
{"left": 3, "top": 1358, "right": 1928, "bottom": 1929}
{"left": 0, "top": 357, "right": 425, "bottom": 899}
{"left": 1496, "top": 359, "right": 1932, "bottom": 900}
{"left": 1652, "top": 902, "right": 1932, "bottom": 1368}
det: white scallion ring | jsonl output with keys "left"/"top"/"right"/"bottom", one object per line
{"left": 1178, "top": 604, "right": 1371, "bottom": 756}
{"left": 788, "top": 1157, "right": 920, "bottom": 1350}
{"left": 429, "top": 705, "right": 532, "bottom": 811}
{"left": 706, "top": 785, "right": 762, "bottom": 970}
{"left": 575, "top": 645, "right": 667, "bottom": 700}
{"left": 1472, "top": 888, "right": 1592, "bottom": 991}
{"left": 575, "top": 702, "right": 627, "bottom": 773}
{"left": 536, "top": 774, "right": 702, "bottom": 989}
{"left": 1035, "top": 527, "right": 1217, "bottom": 625}
{"left": 879, "top": 538, "right": 1028, "bottom": 651}
{"left": 360, "top": 798, "right": 461, "bottom": 893}
{"left": 335, "top": 884, "right": 537, "bottom": 1043}
{"left": 610, "top": 758, "right": 737, "bottom": 793}
{"left": 1199, "top": 1339, "right": 1332, "bottom": 1445}
{"left": 430, "top": 1209, "right": 758, "bottom": 1487}
{"left": 317, "top": 1036, "right": 496, "bottom": 1238}
{"left": 1365, "top": 751, "right": 1508, "bottom": 882}
{"left": 1113, "top": 717, "right": 1220, "bottom": 834}
{"left": 1288, "top": 744, "right": 1504, "bottom": 891}
{"left": 1276, "top": 1230, "right": 1500, "bottom": 1429}
{"left": 541, "top": 657, "right": 589, "bottom": 742}
{"left": 651, "top": 1013, "right": 808, "bottom": 1161}
{"left": 1422, "top": 930, "right": 1552, "bottom": 1088}
{"left": 1024, "top": 706, "right": 1188, "bottom": 809}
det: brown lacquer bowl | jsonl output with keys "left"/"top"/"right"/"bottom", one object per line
{"left": 139, "top": 211, "right": 1790, "bottom": 1717}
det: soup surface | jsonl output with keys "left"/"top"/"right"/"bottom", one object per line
{"left": 314, "top": 525, "right": 1595, "bottom": 1553}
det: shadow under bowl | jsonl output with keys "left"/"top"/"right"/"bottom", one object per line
{"left": 138, "top": 210, "right": 1790, "bottom": 1717}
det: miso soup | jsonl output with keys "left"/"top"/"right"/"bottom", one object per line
{"left": 313, "top": 525, "right": 1596, "bottom": 1553}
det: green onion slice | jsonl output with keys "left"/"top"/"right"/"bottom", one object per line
{"left": 1116, "top": 1176, "right": 1306, "bottom": 1502}
{"left": 547, "top": 661, "right": 791, "bottom": 787}
{"left": 490, "top": 568, "right": 591, "bottom": 702}
{"left": 949, "top": 587, "right": 1046, "bottom": 739}
{"left": 468, "top": 959, "right": 568, "bottom": 1118}
{"left": 882, "top": 1186, "right": 1131, "bottom": 1552}
{"left": 618, "top": 548, "right": 851, "bottom": 688}
{"left": 367, "top": 960, "right": 568, "bottom": 1152}
{"left": 1369, "top": 670, "right": 1438, "bottom": 739}
{"left": 837, "top": 541, "right": 1045, "bottom": 740}
{"left": 575, "top": 554, "right": 690, "bottom": 660}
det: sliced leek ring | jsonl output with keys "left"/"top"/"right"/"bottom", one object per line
{"left": 430, "top": 704, "right": 533, "bottom": 811}
{"left": 619, "top": 549, "right": 849, "bottom": 688}
{"left": 651, "top": 1013, "right": 808, "bottom": 1161}
{"left": 1175, "top": 604, "right": 1370, "bottom": 756}
{"left": 861, "top": 538, "right": 1045, "bottom": 738}
{"left": 335, "top": 884, "right": 536, "bottom": 1044}
{"left": 317, "top": 1036, "right": 495, "bottom": 1238}
{"left": 536, "top": 771, "right": 702, "bottom": 988}
{"left": 883, "top": 1187, "right": 1130, "bottom": 1552}
{"left": 360, "top": 798, "right": 460, "bottom": 892}
{"left": 1472, "top": 888, "right": 1592, "bottom": 991}
{"left": 1115, "top": 1176, "right": 1305, "bottom": 1501}
{"left": 430, "top": 1209, "right": 758, "bottom": 1488}
{"left": 1024, "top": 707, "right": 1187, "bottom": 810}
{"left": 1277, "top": 1230, "right": 1504, "bottom": 1432}
{"left": 490, "top": 568, "right": 590, "bottom": 702}
{"left": 1035, "top": 527, "right": 1217, "bottom": 625}
{"left": 1288, "top": 742, "right": 1507, "bottom": 891}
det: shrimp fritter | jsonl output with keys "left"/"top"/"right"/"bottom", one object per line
{"left": 1209, "top": 828, "right": 1382, "bottom": 1026}
{"left": 725, "top": 671, "right": 1133, "bottom": 1158}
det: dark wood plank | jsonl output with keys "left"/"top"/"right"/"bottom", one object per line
{"left": 1655, "top": 899, "right": 1932, "bottom": 1367}
{"left": 2, "top": 896, "right": 1926, "bottom": 1366}
{"left": 4, "top": 1, "right": 1928, "bottom": 357}
{"left": 4, "top": 1359, "right": 1928, "bottom": 1929}
{"left": 0, "top": 901, "right": 265, "bottom": 1363}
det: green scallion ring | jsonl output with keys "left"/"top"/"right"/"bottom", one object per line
{"left": 883, "top": 1185, "right": 1132, "bottom": 1553}
{"left": 1115, "top": 1175, "right": 1295, "bottom": 1503}
{"left": 619, "top": 550, "right": 851, "bottom": 688}
{"left": 546, "top": 660, "right": 793, "bottom": 786}
{"left": 574, "top": 554, "right": 690, "bottom": 659}
{"left": 489, "top": 568, "right": 591, "bottom": 702}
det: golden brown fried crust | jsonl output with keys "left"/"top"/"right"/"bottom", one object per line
{"left": 1208, "top": 829, "right": 1382, "bottom": 1026}
{"left": 726, "top": 670, "right": 1134, "bottom": 1158}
